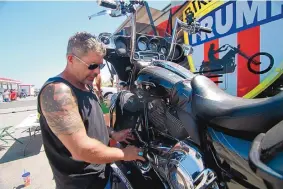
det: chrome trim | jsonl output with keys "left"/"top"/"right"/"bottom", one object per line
{"left": 148, "top": 37, "right": 160, "bottom": 51}
{"left": 194, "top": 169, "right": 218, "bottom": 189}
{"left": 167, "top": 18, "right": 193, "bottom": 61}
{"left": 110, "top": 163, "right": 134, "bottom": 189}
{"left": 171, "top": 44, "right": 184, "bottom": 61}
{"left": 130, "top": 11, "right": 137, "bottom": 63}
{"left": 166, "top": 140, "right": 217, "bottom": 189}
{"left": 167, "top": 18, "right": 182, "bottom": 61}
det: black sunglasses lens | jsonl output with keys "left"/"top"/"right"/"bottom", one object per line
{"left": 88, "top": 64, "right": 99, "bottom": 70}
{"left": 88, "top": 64, "right": 105, "bottom": 70}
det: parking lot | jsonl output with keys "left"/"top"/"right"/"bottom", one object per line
{"left": 0, "top": 96, "right": 55, "bottom": 189}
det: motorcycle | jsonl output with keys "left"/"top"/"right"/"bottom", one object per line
{"left": 198, "top": 44, "right": 274, "bottom": 76}
{"left": 90, "top": 1, "right": 283, "bottom": 189}
{"left": 19, "top": 90, "right": 27, "bottom": 98}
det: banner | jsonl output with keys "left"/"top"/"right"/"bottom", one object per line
{"left": 183, "top": 0, "right": 283, "bottom": 98}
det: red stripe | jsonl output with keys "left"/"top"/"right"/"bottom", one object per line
{"left": 156, "top": 21, "right": 168, "bottom": 37}
{"left": 204, "top": 39, "right": 219, "bottom": 85}
{"left": 171, "top": 5, "right": 181, "bottom": 15}
{"left": 237, "top": 26, "right": 260, "bottom": 97}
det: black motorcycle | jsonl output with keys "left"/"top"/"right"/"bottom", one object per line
{"left": 90, "top": 1, "right": 283, "bottom": 189}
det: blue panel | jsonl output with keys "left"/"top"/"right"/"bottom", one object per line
{"left": 208, "top": 128, "right": 252, "bottom": 160}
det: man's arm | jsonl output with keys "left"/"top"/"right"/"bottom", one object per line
{"left": 40, "top": 82, "right": 141, "bottom": 164}
{"left": 93, "top": 74, "right": 102, "bottom": 100}
{"left": 216, "top": 45, "right": 228, "bottom": 53}
{"left": 95, "top": 74, "right": 101, "bottom": 92}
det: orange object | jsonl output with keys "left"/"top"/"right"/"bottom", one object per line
{"left": 109, "top": 139, "right": 118, "bottom": 147}
{"left": 22, "top": 172, "right": 31, "bottom": 187}
{"left": 10, "top": 91, "right": 17, "bottom": 100}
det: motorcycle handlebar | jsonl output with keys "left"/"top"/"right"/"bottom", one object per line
{"left": 199, "top": 26, "right": 212, "bottom": 33}
{"left": 97, "top": 0, "right": 117, "bottom": 9}
{"left": 179, "top": 20, "right": 212, "bottom": 34}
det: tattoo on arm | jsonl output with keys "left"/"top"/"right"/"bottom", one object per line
{"left": 40, "top": 82, "right": 84, "bottom": 135}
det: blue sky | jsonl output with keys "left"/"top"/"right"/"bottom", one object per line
{"left": 0, "top": 1, "right": 169, "bottom": 88}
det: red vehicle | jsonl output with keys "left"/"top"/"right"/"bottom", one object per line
{"left": 10, "top": 89, "right": 17, "bottom": 101}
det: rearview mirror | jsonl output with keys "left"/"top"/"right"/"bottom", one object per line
{"left": 89, "top": 9, "right": 122, "bottom": 20}
{"left": 88, "top": 10, "right": 112, "bottom": 19}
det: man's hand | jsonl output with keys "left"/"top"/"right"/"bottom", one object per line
{"left": 122, "top": 145, "right": 145, "bottom": 161}
{"left": 111, "top": 129, "right": 135, "bottom": 144}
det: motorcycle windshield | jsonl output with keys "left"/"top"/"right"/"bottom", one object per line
{"left": 135, "top": 22, "right": 172, "bottom": 38}
{"left": 133, "top": 1, "right": 186, "bottom": 37}
{"left": 119, "top": 22, "right": 172, "bottom": 38}
{"left": 115, "top": 4, "right": 172, "bottom": 38}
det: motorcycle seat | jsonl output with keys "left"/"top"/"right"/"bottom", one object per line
{"left": 191, "top": 75, "right": 283, "bottom": 135}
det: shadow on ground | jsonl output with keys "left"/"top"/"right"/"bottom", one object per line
{"left": 0, "top": 134, "right": 43, "bottom": 164}
{"left": 13, "top": 184, "right": 25, "bottom": 189}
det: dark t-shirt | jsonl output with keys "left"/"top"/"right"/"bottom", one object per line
{"left": 37, "top": 77, "right": 110, "bottom": 189}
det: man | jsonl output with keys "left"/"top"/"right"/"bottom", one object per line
{"left": 38, "top": 32, "right": 144, "bottom": 189}
{"left": 208, "top": 43, "right": 228, "bottom": 64}
{"left": 93, "top": 73, "right": 103, "bottom": 101}
{"left": 3, "top": 89, "right": 10, "bottom": 102}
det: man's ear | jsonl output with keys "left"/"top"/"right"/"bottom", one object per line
{"left": 67, "top": 54, "right": 73, "bottom": 64}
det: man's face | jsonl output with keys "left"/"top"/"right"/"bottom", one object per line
{"left": 68, "top": 51, "right": 104, "bottom": 86}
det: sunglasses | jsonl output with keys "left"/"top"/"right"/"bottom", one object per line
{"left": 73, "top": 54, "right": 105, "bottom": 70}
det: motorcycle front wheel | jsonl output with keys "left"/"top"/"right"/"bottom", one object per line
{"left": 247, "top": 52, "right": 274, "bottom": 74}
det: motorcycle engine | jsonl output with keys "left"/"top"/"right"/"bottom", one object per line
{"left": 145, "top": 139, "right": 218, "bottom": 189}
{"left": 147, "top": 98, "right": 188, "bottom": 140}
{"left": 147, "top": 98, "right": 167, "bottom": 132}
{"left": 111, "top": 91, "right": 218, "bottom": 188}
{"left": 111, "top": 85, "right": 189, "bottom": 140}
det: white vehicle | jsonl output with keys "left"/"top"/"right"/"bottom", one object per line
{"left": 101, "top": 86, "right": 117, "bottom": 99}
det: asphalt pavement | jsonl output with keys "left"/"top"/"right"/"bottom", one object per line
{"left": 0, "top": 96, "right": 37, "bottom": 109}
{"left": 0, "top": 97, "right": 37, "bottom": 129}
{"left": 0, "top": 96, "right": 55, "bottom": 188}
